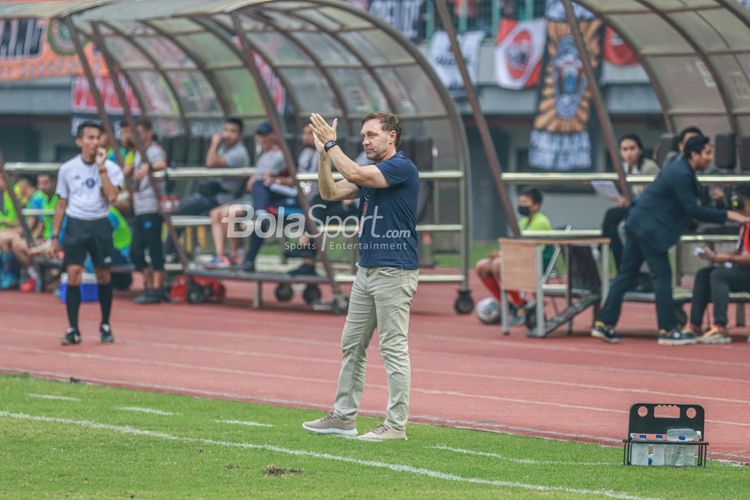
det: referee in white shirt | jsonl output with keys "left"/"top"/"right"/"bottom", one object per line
{"left": 49, "top": 121, "right": 125, "bottom": 345}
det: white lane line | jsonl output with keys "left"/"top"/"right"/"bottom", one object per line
{"left": 112, "top": 337, "right": 750, "bottom": 406}
{"left": 3, "top": 346, "right": 750, "bottom": 429}
{"left": 117, "top": 406, "right": 179, "bottom": 416}
{"left": 429, "top": 445, "right": 614, "bottom": 466}
{"left": 0, "top": 411, "right": 656, "bottom": 500}
{"left": 4, "top": 367, "right": 749, "bottom": 464}
{"left": 215, "top": 419, "right": 273, "bottom": 428}
{"left": 6, "top": 326, "right": 749, "bottom": 386}
{"left": 27, "top": 393, "right": 80, "bottom": 402}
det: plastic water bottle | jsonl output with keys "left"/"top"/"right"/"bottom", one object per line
{"left": 666, "top": 428, "right": 700, "bottom": 466}
{"left": 652, "top": 434, "right": 665, "bottom": 466}
{"left": 630, "top": 433, "right": 649, "bottom": 465}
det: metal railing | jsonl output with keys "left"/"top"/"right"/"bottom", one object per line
{"left": 422, "top": 0, "right": 546, "bottom": 40}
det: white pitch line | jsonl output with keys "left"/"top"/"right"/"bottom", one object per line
{"left": 27, "top": 393, "right": 81, "bottom": 402}
{"left": 429, "top": 445, "right": 614, "bottom": 466}
{"left": 215, "top": 419, "right": 273, "bottom": 428}
{"left": 117, "top": 406, "right": 179, "bottom": 416}
{"left": 0, "top": 411, "right": 656, "bottom": 500}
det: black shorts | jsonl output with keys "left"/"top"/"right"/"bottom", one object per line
{"left": 62, "top": 217, "right": 115, "bottom": 269}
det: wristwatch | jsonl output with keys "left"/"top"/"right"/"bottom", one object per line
{"left": 323, "top": 140, "right": 338, "bottom": 152}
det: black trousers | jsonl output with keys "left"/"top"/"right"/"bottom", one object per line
{"left": 602, "top": 206, "right": 628, "bottom": 270}
{"left": 690, "top": 265, "right": 750, "bottom": 327}
{"left": 131, "top": 213, "right": 164, "bottom": 271}
{"left": 598, "top": 227, "right": 676, "bottom": 330}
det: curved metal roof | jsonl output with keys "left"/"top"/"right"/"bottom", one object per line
{"left": 0, "top": 0, "right": 469, "bottom": 174}
{"left": 576, "top": 0, "right": 750, "bottom": 139}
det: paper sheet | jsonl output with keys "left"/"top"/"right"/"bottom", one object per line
{"left": 591, "top": 180, "right": 622, "bottom": 202}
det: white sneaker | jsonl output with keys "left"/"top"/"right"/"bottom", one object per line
{"left": 358, "top": 424, "right": 407, "bottom": 441}
{"left": 302, "top": 412, "right": 357, "bottom": 436}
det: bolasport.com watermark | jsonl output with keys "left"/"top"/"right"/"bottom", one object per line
{"left": 222, "top": 203, "right": 411, "bottom": 251}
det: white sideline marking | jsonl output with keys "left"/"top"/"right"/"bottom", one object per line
{"left": 117, "top": 406, "right": 178, "bottom": 416}
{"left": 5, "top": 366, "right": 749, "bottom": 464}
{"left": 215, "top": 419, "right": 273, "bottom": 428}
{"left": 27, "top": 393, "right": 80, "bottom": 402}
{"left": 0, "top": 411, "right": 656, "bottom": 500}
{"left": 429, "top": 445, "right": 613, "bottom": 466}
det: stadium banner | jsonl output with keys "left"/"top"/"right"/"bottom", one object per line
{"left": 0, "top": 18, "right": 105, "bottom": 81}
{"left": 71, "top": 74, "right": 141, "bottom": 114}
{"left": 528, "top": 18, "right": 602, "bottom": 171}
{"left": 603, "top": 26, "right": 637, "bottom": 66}
{"left": 428, "top": 30, "right": 485, "bottom": 99}
{"left": 367, "top": 0, "right": 424, "bottom": 41}
{"left": 495, "top": 18, "right": 546, "bottom": 90}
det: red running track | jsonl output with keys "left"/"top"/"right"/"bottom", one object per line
{"left": 1, "top": 281, "right": 749, "bottom": 463}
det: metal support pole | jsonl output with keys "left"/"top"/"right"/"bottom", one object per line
{"left": 560, "top": 0, "right": 630, "bottom": 203}
{"left": 89, "top": 23, "right": 191, "bottom": 270}
{"left": 435, "top": 0, "right": 519, "bottom": 236}
{"left": 535, "top": 245, "right": 545, "bottom": 337}
{"left": 64, "top": 18, "right": 129, "bottom": 194}
{"left": 227, "top": 12, "right": 344, "bottom": 303}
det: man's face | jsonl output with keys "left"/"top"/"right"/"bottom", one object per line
{"left": 120, "top": 126, "right": 134, "bottom": 148}
{"left": 620, "top": 139, "right": 641, "bottom": 166}
{"left": 690, "top": 144, "right": 714, "bottom": 171}
{"left": 361, "top": 119, "right": 395, "bottom": 162}
{"left": 518, "top": 194, "right": 539, "bottom": 215}
{"left": 76, "top": 126, "right": 101, "bottom": 160}
{"left": 136, "top": 125, "right": 152, "bottom": 145}
{"left": 257, "top": 133, "right": 274, "bottom": 152}
{"left": 222, "top": 122, "right": 241, "bottom": 144}
{"left": 98, "top": 132, "right": 110, "bottom": 149}
{"left": 679, "top": 132, "right": 699, "bottom": 153}
{"left": 17, "top": 178, "right": 34, "bottom": 196}
{"left": 38, "top": 175, "right": 54, "bottom": 195}
{"left": 302, "top": 125, "right": 314, "bottom": 147}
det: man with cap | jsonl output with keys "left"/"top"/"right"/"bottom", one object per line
{"left": 165, "top": 117, "right": 250, "bottom": 259}
{"left": 233, "top": 122, "right": 288, "bottom": 271}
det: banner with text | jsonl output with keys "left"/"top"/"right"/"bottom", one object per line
{"left": 428, "top": 30, "right": 485, "bottom": 99}
{"left": 528, "top": 19, "right": 602, "bottom": 171}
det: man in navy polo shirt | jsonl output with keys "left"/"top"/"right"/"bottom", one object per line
{"left": 303, "top": 111, "right": 420, "bottom": 441}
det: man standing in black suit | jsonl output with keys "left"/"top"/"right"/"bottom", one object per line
{"left": 592, "top": 135, "right": 750, "bottom": 346}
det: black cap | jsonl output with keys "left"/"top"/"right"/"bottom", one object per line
{"left": 256, "top": 121, "right": 273, "bottom": 136}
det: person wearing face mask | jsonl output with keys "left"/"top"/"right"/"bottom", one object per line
{"left": 475, "top": 187, "right": 552, "bottom": 317}
{"left": 592, "top": 135, "right": 750, "bottom": 346}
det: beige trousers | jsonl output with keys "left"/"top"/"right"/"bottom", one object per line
{"left": 333, "top": 266, "right": 419, "bottom": 430}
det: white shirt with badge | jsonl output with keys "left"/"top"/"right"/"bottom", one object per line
{"left": 56, "top": 154, "right": 124, "bottom": 220}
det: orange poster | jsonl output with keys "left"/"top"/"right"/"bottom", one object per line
{"left": 0, "top": 18, "right": 105, "bottom": 80}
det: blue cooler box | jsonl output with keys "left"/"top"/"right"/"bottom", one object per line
{"left": 59, "top": 273, "right": 99, "bottom": 303}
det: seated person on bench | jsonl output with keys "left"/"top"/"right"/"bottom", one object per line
{"left": 0, "top": 174, "right": 37, "bottom": 290}
{"left": 285, "top": 124, "right": 359, "bottom": 276}
{"left": 685, "top": 184, "right": 750, "bottom": 345}
{"left": 165, "top": 117, "right": 250, "bottom": 259}
{"left": 11, "top": 173, "right": 58, "bottom": 292}
{"left": 208, "top": 121, "right": 285, "bottom": 268}
{"left": 475, "top": 187, "right": 552, "bottom": 321}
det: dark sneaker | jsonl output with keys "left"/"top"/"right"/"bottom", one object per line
{"left": 591, "top": 321, "right": 622, "bottom": 344}
{"left": 100, "top": 324, "right": 114, "bottom": 344}
{"left": 240, "top": 262, "right": 255, "bottom": 273}
{"left": 60, "top": 327, "right": 81, "bottom": 345}
{"left": 134, "top": 290, "right": 161, "bottom": 304}
{"left": 158, "top": 290, "right": 171, "bottom": 304}
{"left": 658, "top": 328, "right": 698, "bottom": 346}
{"left": 302, "top": 412, "right": 357, "bottom": 436}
